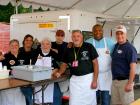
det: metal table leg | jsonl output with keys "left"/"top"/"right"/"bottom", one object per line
{"left": 32, "top": 87, "right": 35, "bottom": 105}
{"left": 42, "top": 85, "right": 45, "bottom": 105}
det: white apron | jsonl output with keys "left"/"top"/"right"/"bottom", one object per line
{"left": 93, "top": 38, "right": 112, "bottom": 91}
{"left": 0, "top": 88, "right": 26, "bottom": 105}
{"left": 69, "top": 73, "right": 97, "bottom": 105}
{"left": 35, "top": 57, "right": 54, "bottom": 104}
{"left": 34, "top": 84, "right": 54, "bottom": 103}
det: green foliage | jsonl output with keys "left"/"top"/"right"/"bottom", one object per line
{"left": 18, "top": 4, "right": 32, "bottom": 13}
{"left": 0, "top": 2, "right": 14, "bottom": 23}
{"left": 34, "top": 7, "right": 44, "bottom": 12}
{"left": 0, "top": 2, "right": 49, "bottom": 23}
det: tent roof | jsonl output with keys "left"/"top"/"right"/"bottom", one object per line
{"left": 0, "top": 0, "right": 140, "bottom": 18}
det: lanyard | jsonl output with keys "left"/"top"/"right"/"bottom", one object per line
{"left": 73, "top": 43, "right": 82, "bottom": 60}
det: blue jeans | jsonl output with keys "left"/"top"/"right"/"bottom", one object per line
{"left": 52, "top": 83, "right": 62, "bottom": 105}
{"left": 96, "top": 90, "right": 110, "bottom": 105}
{"left": 21, "top": 87, "right": 33, "bottom": 105}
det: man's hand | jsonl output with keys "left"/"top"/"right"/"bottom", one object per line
{"left": 125, "top": 63, "right": 136, "bottom": 92}
{"left": 67, "top": 42, "right": 73, "bottom": 48}
{"left": 37, "top": 54, "right": 43, "bottom": 59}
{"left": 51, "top": 48, "right": 58, "bottom": 54}
{"left": 91, "top": 80, "right": 97, "bottom": 89}
{"left": 52, "top": 69, "right": 61, "bottom": 78}
{"left": 124, "top": 82, "right": 134, "bottom": 92}
{"left": 52, "top": 63, "right": 67, "bottom": 78}
{"left": 91, "top": 59, "right": 98, "bottom": 89}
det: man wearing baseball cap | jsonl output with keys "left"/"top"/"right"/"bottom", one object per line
{"left": 111, "top": 25, "right": 137, "bottom": 105}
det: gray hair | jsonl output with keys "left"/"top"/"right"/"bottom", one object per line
{"left": 41, "top": 37, "right": 52, "bottom": 45}
{"left": 72, "top": 30, "right": 82, "bottom": 34}
{"left": 9, "top": 39, "right": 19, "bottom": 45}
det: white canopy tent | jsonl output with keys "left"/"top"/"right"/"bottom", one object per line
{"left": 1, "top": 0, "right": 140, "bottom": 49}
{"left": 0, "top": 0, "right": 140, "bottom": 18}
{"left": 1, "top": 0, "right": 140, "bottom": 47}
{"left": 0, "top": 0, "right": 140, "bottom": 74}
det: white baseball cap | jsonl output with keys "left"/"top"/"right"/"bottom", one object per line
{"left": 115, "top": 25, "right": 127, "bottom": 33}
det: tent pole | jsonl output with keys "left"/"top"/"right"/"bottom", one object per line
{"left": 131, "top": 26, "right": 140, "bottom": 44}
{"left": 102, "top": 0, "right": 125, "bottom": 14}
{"left": 15, "top": 5, "right": 18, "bottom": 14}
{"left": 122, "top": 0, "right": 138, "bottom": 17}
{"left": 67, "top": 0, "right": 83, "bottom": 9}
{"left": 15, "top": 0, "right": 19, "bottom": 14}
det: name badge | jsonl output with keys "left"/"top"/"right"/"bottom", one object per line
{"left": 72, "top": 60, "right": 78, "bottom": 67}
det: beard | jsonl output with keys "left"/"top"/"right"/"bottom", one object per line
{"left": 42, "top": 49, "right": 50, "bottom": 53}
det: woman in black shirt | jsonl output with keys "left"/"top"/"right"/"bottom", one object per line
{"left": 3, "top": 39, "right": 20, "bottom": 73}
{"left": 19, "top": 34, "right": 38, "bottom": 65}
{"left": 19, "top": 34, "right": 38, "bottom": 105}
{"left": 1, "top": 39, "right": 26, "bottom": 105}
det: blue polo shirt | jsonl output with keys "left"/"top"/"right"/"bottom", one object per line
{"left": 86, "top": 37, "right": 115, "bottom": 53}
{"left": 111, "top": 42, "right": 137, "bottom": 80}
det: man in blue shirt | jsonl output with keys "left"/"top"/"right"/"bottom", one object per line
{"left": 111, "top": 25, "right": 137, "bottom": 105}
{"left": 86, "top": 24, "right": 115, "bottom": 105}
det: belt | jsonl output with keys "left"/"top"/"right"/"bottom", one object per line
{"left": 72, "top": 72, "right": 93, "bottom": 76}
{"left": 114, "top": 77, "right": 128, "bottom": 80}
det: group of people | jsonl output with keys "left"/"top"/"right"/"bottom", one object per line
{"left": 53, "top": 24, "right": 137, "bottom": 105}
{"left": 0, "top": 23, "right": 137, "bottom": 105}
{"left": 0, "top": 30, "right": 67, "bottom": 105}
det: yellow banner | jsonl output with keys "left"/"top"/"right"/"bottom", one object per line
{"left": 39, "top": 23, "right": 54, "bottom": 28}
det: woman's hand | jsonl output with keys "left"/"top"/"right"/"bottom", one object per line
{"left": 0, "top": 52, "right": 5, "bottom": 61}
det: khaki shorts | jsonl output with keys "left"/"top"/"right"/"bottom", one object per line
{"left": 111, "top": 80, "right": 134, "bottom": 105}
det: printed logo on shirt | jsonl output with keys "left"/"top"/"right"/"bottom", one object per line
{"left": 117, "top": 50, "right": 123, "bottom": 54}
{"left": 9, "top": 60, "right": 15, "bottom": 65}
{"left": 81, "top": 51, "right": 89, "bottom": 60}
